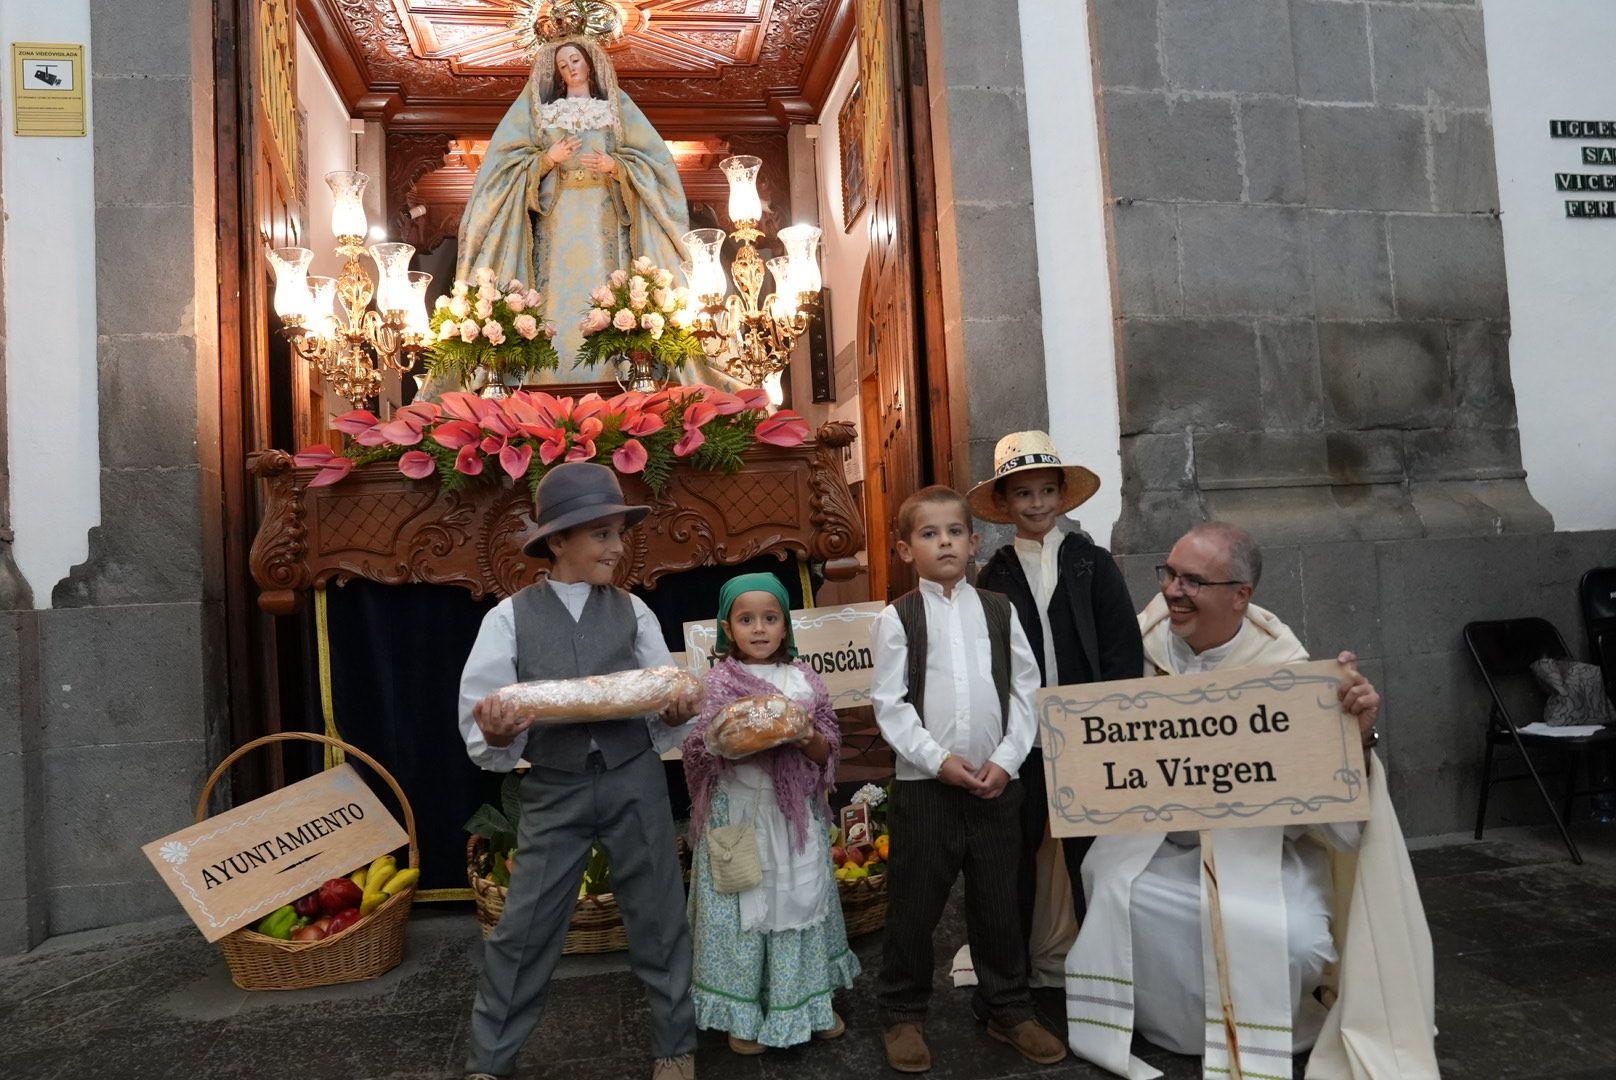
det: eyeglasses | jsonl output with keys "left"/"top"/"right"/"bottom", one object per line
{"left": 1156, "top": 565, "right": 1245, "bottom": 597}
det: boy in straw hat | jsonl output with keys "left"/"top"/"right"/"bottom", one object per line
{"left": 458, "top": 462, "right": 703, "bottom": 1080}
{"left": 967, "top": 432, "right": 1143, "bottom": 984}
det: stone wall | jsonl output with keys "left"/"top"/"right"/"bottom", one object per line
{"left": 1, "top": 0, "right": 229, "bottom": 949}
{"left": 1091, "top": 0, "right": 1550, "bottom": 550}
{"left": 1115, "top": 528, "right": 1616, "bottom": 836}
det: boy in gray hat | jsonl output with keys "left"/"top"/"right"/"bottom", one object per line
{"left": 458, "top": 462, "right": 703, "bottom": 1080}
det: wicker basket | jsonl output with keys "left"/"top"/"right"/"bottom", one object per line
{"left": 195, "top": 732, "right": 418, "bottom": 991}
{"left": 467, "top": 833, "right": 692, "bottom": 954}
{"left": 838, "top": 869, "right": 888, "bottom": 937}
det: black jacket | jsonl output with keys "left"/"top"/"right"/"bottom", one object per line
{"left": 977, "top": 530, "right": 1143, "bottom": 687}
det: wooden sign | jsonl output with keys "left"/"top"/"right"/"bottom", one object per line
{"left": 682, "top": 601, "right": 885, "bottom": 709}
{"left": 143, "top": 765, "right": 408, "bottom": 941}
{"left": 1039, "top": 660, "right": 1368, "bottom": 838}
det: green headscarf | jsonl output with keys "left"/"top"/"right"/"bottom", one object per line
{"left": 714, "top": 572, "right": 797, "bottom": 659}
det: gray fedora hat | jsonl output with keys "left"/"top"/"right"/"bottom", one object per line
{"left": 523, "top": 462, "right": 650, "bottom": 558}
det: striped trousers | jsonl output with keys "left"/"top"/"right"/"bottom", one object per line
{"left": 876, "top": 777, "right": 1034, "bottom": 1027}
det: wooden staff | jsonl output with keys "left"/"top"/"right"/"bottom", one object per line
{"left": 1201, "top": 829, "right": 1244, "bottom": 1080}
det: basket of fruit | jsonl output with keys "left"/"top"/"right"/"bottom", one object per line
{"left": 195, "top": 732, "right": 420, "bottom": 991}
{"left": 464, "top": 775, "right": 690, "bottom": 954}
{"left": 834, "top": 783, "right": 890, "bottom": 937}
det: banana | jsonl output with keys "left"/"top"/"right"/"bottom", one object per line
{"left": 366, "top": 855, "right": 397, "bottom": 894}
{"left": 381, "top": 868, "right": 419, "bottom": 896}
{"left": 360, "top": 890, "right": 388, "bottom": 915}
{"left": 349, "top": 867, "right": 368, "bottom": 890}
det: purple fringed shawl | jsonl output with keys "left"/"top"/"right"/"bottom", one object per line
{"left": 683, "top": 657, "right": 842, "bottom": 852}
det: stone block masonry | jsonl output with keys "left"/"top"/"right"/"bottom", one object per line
{"left": 1090, "top": 0, "right": 1548, "bottom": 551}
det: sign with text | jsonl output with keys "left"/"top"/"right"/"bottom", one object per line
{"left": 11, "top": 43, "right": 86, "bottom": 137}
{"left": 1040, "top": 660, "right": 1368, "bottom": 837}
{"left": 143, "top": 765, "right": 408, "bottom": 941}
{"left": 683, "top": 601, "right": 885, "bottom": 709}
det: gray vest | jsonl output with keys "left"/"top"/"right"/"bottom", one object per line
{"left": 513, "top": 581, "right": 651, "bottom": 772}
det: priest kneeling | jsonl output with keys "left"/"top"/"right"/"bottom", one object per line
{"left": 1065, "top": 523, "right": 1438, "bottom": 1080}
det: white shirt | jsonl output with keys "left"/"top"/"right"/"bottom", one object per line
{"left": 1164, "top": 618, "right": 1249, "bottom": 675}
{"left": 457, "top": 579, "right": 694, "bottom": 771}
{"left": 1013, "top": 524, "right": 1064, "bottom": 692}
{"left": 870, "top": 577, "right": 1041, "bottom": 781}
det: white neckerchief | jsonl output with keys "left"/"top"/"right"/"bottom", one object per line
{"left": 540, "top": 95, "right": 614, "bottom": 132}
{"left": 1013, "top": 523, "right": 1064, "bottom": 691}
{"left": 1164, "top": 618, "right": 1248, "bottom": 676}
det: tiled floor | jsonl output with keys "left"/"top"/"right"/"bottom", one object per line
{"left": 4, "top": 825, "right": 1615, "bottom": 1080}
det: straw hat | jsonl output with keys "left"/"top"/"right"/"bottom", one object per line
{"left": 966, "top": 431, "right": 1101, "bottom": 524}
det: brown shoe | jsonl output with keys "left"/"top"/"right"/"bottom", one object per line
{"left": 651, "top": 1053, "right": 696, "bottom": 1080}
{"left": 726, "top": 1033, "right": 765, "bottom": 1055}
{"left": 986, "top": 1018, "right": 1067, "bottom": 1065}
{"left": 814, "top": 1010, "right": 846, "bottom": 1040}
{"left": 883, "top": 1022, "right": 932, "bottom": 1073}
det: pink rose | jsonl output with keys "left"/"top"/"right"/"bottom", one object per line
{"left": 653, "top": 288, "right": 673, "bottom": 311}
{"left": 525, "top": 289, "right": 542, "bottom": 309}
{"left": 612, "top": 308, "right": 637, "bottom": 332}
{"left": 585, "top": 308, "right": 612, "bottom": 332}
{"left": 609, "top": 269, "right": 628, "bottom": 287}
{"left": 449, "top": 296, "right": 470, "bottom": 319}
{"left": 433, "top": 295, "right": 450, "bottom": 311}
{"left": 508, "top": 278, "right": 525, "bottom": 293}
{"left": 505, "top": 291, "right": 527, "bottom": 313}
{"left": 543, "top": 321, "right": 558, "bottom": 339}
{"left": 631, "top": 255, "right": 654, "bottom": 274}
{"left": 640, "top": 312, "right": 665, "bottom": 339}
{"left": 482, "top": 320, "right": 505, "bottom": 345}
{"left": 458, "top": 319, "right": 480, "bottom": 342}
{"left": 437, "top": 321, "right": 458, "bottom": 341}
{"left": 654, "top": 268, "right": 674, "bottom": 289}
{"left": 451, "top": 280, "right": 469, "bottom": 298}
{"left": 514, "top": 313, "right": 539, "bottom": 340}
{"left": 591, "top": 285, "right": 615, "bottom": 306}
{"left": 474, "top": 297, "right": 494, "bottom": 320}
{"left": 475, "top": 267, "right": 497, "bottom": 287}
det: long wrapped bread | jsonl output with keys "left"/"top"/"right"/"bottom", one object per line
{"left": 494, "top": 665, "right": 704, "bottom": 724}
{"left": 705, "top": 694, "right": 813, "bottom": 759}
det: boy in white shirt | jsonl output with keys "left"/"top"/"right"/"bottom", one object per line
{"left": 870, "top": 485, "right": 1066, "bottom": 1073}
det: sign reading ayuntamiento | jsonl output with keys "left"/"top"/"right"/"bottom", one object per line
{"left": 143, "top": 765, "right": 408, "bottom": 941}
{"left": 1040, "top": 660, "right": 1368, "bottom": 838}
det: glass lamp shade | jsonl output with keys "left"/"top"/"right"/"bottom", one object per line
{"left": 268, "top": 247, "right": 314, "bottom": 320}
{"left": 307, "top": 276, "right": 338, "bottom": 339}
{"left": 404, "top": 271, "right": 433, "bottom": 335}
{"left": 368, "top": 242, "right": 416, "bottom": 312}
{"left": 778, "top": 223, "right": 823, "bottom": 296}
{"left": 766, "top": 256, "right": 797, "bottom": 321}
{"left": 720, "top": 155, "right": 763, "bottom": 224}
{"left": 326, "top": 170, "right": 370, "bottom": 239}
{"left": 681, "top": 228, "right": 729, "bottom": 302}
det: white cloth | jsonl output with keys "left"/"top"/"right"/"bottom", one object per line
{"left": 457, "top": 579, "right": 694, "bottom": 771}
{"left": 721, "top": 662, "right": 831, "bottom": 933}
{"left": 1015, "top": 523, "right": 1064, "bottom": 748}
{"left": 1163, "top": 618, "right": 1249, "bottom": 675}
{"left": 1065, "top": 595, "right": 1438, "bottom": 1080}
{"left": 870, "top": 577, "right": 1040, "bottom": 780}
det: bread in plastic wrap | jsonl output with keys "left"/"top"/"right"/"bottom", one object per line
{"left": 704, "top": 694, "right": 813, "bottom": 758}
{"left": 493, "top": 665, "right": 704, "bottom": 724}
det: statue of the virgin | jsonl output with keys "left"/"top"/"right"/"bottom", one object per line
{"left": 454, "top": 22, "right": 692, "bottom": 384}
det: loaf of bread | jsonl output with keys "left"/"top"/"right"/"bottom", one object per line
{"left": 494, "top": 665, "right": 704, "bottom": 724}
{"left": 705, "top": 694, "right": 813, "bottom": 759}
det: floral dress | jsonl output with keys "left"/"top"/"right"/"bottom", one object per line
{"left": 687, "top": 661, "right": 861, "bottom": 1046}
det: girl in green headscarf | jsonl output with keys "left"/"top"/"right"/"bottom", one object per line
{"left": 682, "top": 572, "right": 860, "bottom": 1054}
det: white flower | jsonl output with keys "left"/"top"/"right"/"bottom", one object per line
{"left": 438, "top": 320, "right": 458, "bottom": 341}
{"left": 475, "top": 297, "right": 494, "bottom": 320}
{"left": 159, "top": 841, "right": 190, "bottom": 866}
{"left": 451, "top": 280, "right": 469, "bottom": 298}
{"left": 505, "top": 291, "right": 527, "bottom": 313}
{"left": 609, "top": 269, "right": 629, "bottom": 287}
{"left": 631, "top": 255, "right": 654, "bottom": 274}
{"left": 641, "top": 312, "right": 665, "bottom": 339}
{"left": 612, "top": 307, "right": 638, "bottom": 332}
{"left": 514, "top": 313, "right": 539, "bottom": 340}
{"left": 654, "top": 268, "right": 674, "bottom": 289}
{"left": 433, "top": 295, "right": 450, "bottom": 311}
{"left": 458, "top": 318, "right": 480, "bottom": 342}
{"left": 448, "top": 296, "right": 470, "bottom": 319}
{"left": 653, "top": 288, "right": 674, "bottom": 312}
{"left": 475, "top": 266, "right": 497, "bottom": 287}
{"left": 482, "top": 319, "right": 506, "bottom": 345}
{"left": 851, "top": 783, "right": 886, "bottom": 808}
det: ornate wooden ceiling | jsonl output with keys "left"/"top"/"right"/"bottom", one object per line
{"left": 300, "top": 0, "right": 854, "bottom": 135}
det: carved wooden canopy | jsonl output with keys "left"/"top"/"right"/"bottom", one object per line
{"left": 248, "top": 421, "right": 864, "bottom": 613}
{"left": 300, "top": 0, "right": 853, "bottom": 134}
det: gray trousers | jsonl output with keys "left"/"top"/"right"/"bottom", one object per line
{"left": 467, "top": 748, "right": 695, "bottom": 1075}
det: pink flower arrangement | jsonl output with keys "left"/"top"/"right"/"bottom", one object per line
{"left": 294, "top": 384, "right": 810, "bottom": 493}
{"left": 425, "top": 267, "right": 560, "bottom": 390}
{"left": 576, "top": 255, "right": 704, "bottom": 374}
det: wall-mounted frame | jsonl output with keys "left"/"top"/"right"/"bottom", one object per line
{"left": 838, "top": 80, "right": 867, "bottom": 231}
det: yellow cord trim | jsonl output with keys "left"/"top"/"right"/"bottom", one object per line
{"left": 315, "top": 586, "right": 346, "bottom": 770}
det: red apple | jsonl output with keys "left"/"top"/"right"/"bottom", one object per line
{"left": 293, "top": 892, "right": 322, "bottom": 918}
{"left": 831, "top": 846, "right": 846, "bottom": 867}
{"left": 326, "top": 908, "right": 363, "bottom": 936}
{"left": 319, "top": 877, "right": 363, "bottom": 916}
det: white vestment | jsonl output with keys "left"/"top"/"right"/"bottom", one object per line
{"left": 1064, "top": 596, "right": 1438, "bottom": 1080}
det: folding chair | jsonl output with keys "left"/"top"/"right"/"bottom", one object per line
{"left": 1464, "top": 618, "right": 1616, "bottom": 864}
{"left": 1579, "top": 566, "right": 1616, "bottom": 706}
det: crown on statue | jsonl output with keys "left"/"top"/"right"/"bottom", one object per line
{"left": 512, "top": 0, "right": 626, "bottom": 55}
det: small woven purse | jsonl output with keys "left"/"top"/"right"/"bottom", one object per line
{"left": 707, "top": 786, "right": 764, "bottom": 894}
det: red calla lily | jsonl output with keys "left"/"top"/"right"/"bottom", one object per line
{"left": 535, "top": 427, "right": 569, "bottom": 465}
{"left": 398, "top": 450, "right": 436, "bottom": 479}
{"left": 431, "top": 420, "right": 481, "bottom": 450}
{"left": 705, "top": 390, "right": 746, "bottom": 415}
{"left": 293, "top": 445, "right": 355, "bottom": 487}
{"left": 682, "top": 401, "right": 719, "bottom": 430}
{"left": 736, "top": 388, "right": 770, "bottom": 412}
{"left": 454, "top": 444, "right": 484, "bottom": 476}
{"left": 332, "top": 409, "right": 379, "bottom": 435}
{"left": 378, "top": 417, "right": 425, "bottom": 445}
{"left": 612, "top": 438, "right": 648, "bottom": 474}
{"left": 480, "top": 434, "right": 507, "bottom": 455}
{"left": 672, "top": 427, "right": 705, "bottom": 457}
{"left": 499, "top": 443, "right": 533, "bottom": 479}
{"left": 621, "top": 409, "right": 664, "bottom": 437}
{"left": 438, "top": 392, "right": 484, "bottom": 423}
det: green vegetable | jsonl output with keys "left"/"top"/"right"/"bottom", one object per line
{"left": 254, "top": 905, "right": 298, "bottom": 939}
